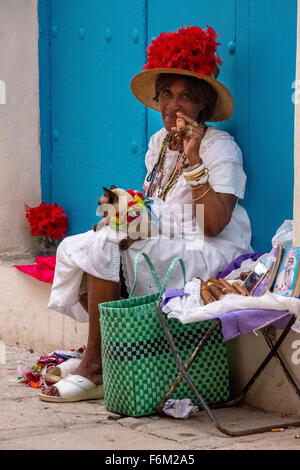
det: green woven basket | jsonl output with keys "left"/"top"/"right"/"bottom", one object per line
{"left": 99, "top": 253, "right": 229, "bottom": 417}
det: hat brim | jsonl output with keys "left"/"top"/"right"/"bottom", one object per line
{"left": 130, "top": 68, "right": 234, "bottom": 122}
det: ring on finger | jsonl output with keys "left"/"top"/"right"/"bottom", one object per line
{"left": 192, "top": 121, "right": 199, "bottom": 128}
{"left": 186, "top": 125, "right": 193, "bottom": 137}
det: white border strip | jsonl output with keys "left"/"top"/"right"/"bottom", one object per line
{"left": 293, "top": 1, "right": 300, "bottom": 246}
{"left": 0, "top": 80, "right": 6, "bottom": 104}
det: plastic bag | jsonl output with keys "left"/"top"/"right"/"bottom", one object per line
{"left": 272, "top": 220, "right": 293, "bottom": 248}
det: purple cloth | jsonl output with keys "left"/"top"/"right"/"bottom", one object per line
{"left": 209, "top": 309, "right": 292, "bottom": 341}
{"left": 162, "top": 289, "right": 185, "bottom": 306}
{"left": 216, "top": 252, "right": 264, "bottom": 279}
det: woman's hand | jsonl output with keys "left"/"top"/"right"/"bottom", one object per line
{"left": 171, "top": 112, "right": 237, "bottom": 237}
{"left": 171, "top": 111, "right": 207, "bottom": 165}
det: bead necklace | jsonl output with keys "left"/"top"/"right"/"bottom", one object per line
{"left": 145, "top": 133, "right": 188, "bottom": 201}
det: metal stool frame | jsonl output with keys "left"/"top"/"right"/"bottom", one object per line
{"left": 156, "top": 298, "right": 300, "bottom": 437}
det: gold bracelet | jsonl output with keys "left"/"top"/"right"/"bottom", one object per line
{"left": 184, "top": 169, "right": 208, "bottom": 181}
{"left": 183, "top": 163, "right": 205, "bottom": 177}
{"left": 183, "top": 161, "right": 203, "bottom": 173}
{"left": 189, "top": 174, "right": 209, "bottom": 188}
{"left": 192, "top": 185, "right": 212, "bottom": 202}
{"left": 190, "top": 181, "right": 207, "bottom": 190}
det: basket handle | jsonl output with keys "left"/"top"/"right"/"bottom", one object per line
{"left": 159, "top": 257, "right": 186, "bottom": 297}
{"left": 129, "top": 252, "right": 162, "bottom": 298}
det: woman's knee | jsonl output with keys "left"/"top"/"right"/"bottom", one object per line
{"left": 87, "top": 274, "right": 121, "bottom": 302}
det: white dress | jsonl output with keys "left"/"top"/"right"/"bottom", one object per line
{"left": 48, "top": 126, "right": 252, "bottom": 322}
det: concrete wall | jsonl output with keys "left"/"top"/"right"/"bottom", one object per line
{"left": 0, "top": 0, "right": 41, "bottom": 255}
{"left": 294, "top": 1, "right": 300, "bottom": 246}
{"left": 0, "top": 255, "right": 88, "bottom": 352}
{"left": 0, "top": 0, "right": 88, "bottom": 354}
{"left": 227, "top": 327, "right": 300, "bottom": 417}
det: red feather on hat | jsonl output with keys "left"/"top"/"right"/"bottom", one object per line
{"left": 143, "top": 25, "right": 222, "bottom": 77}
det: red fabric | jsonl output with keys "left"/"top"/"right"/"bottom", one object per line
{"left": 143, "top": 25, "right": 222, "bottom": 76}
{"left": 14, "top": 255, "right": 56, "bottom": 284}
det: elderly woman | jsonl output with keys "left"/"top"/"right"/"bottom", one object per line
{"left": 40, "top": 25, "right": 251, "bottom": 402}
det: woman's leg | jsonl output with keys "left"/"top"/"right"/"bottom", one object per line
{"left": 44, "top": 274, "right": 121, "bottom": 397}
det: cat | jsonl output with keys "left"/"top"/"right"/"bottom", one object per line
{"left": 93, "top": 186, "right": 158, "bottom": 250}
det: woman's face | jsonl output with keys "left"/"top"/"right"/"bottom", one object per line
{"left": 158, "top": 78, "right": 205, "bottom": 132}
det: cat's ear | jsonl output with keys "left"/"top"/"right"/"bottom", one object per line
{"left": 110, "top": 185, "right": 117, "bottom": 190}
{"left": 103, "top": 187, "right": 118, "bottom": 203}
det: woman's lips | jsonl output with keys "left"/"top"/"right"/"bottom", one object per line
{"left": 164, "top": 114, "right": 177, "bottom": 124}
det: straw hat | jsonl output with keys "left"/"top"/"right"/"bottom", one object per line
{"left": 131, "top": 25, "right": 234, "bottom": 122}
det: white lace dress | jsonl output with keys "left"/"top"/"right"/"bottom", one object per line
{"left": 48, "top": 126, "right": 252, "bottom": 322}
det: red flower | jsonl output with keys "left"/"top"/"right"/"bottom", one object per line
{"left": 126, "top": 189, "right": 136, "bottom": 198}
{"left": 127, "top": 189, "right": 146, "bottom": 200}
{"left": 25, "top": 202, "right": 68, "bottom": 241}
{"left": 143, "top": 25, "right": 222, "bottom": 77}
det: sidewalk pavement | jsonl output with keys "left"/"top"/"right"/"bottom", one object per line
{"left": 1, "top": 345, "right": 300, "bottom": 450}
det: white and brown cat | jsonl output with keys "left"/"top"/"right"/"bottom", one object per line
{"left": 93, "top": 186, "right": 158, "bottom": 250}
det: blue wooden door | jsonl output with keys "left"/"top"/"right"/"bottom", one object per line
{"left": 146, "top": 0, "right": 297, "bottom": 252}
{"left": 234, "top": 0, "right": 297, "bottom": 251}
{"left": 43, "top": 0, "right": 148, "bottom": 234}
{"left": 147, "top": 0, "right": 236, "bottom": 138}
{"left": 39, "top": 0, "right": 297, "bottom": 252}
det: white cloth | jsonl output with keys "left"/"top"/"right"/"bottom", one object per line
{"left": 162, "top": 278, "right": 300, "bottom": 334}
{"left": 48, "top": 126, "right": 252, "bottom": 322}
{"left": 162, "top": 399, "right": 198, "bottom": 419}
{"left": 48, "top": 227, "right": 125, "bottom": 321}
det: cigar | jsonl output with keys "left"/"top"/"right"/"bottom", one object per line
{"left": 206, "top": 281, "right": 225, "bottom": 300}
{"left": 176, "top": 117, "right": 189, "bottom": 138}
{"left": 176, "top": 117, "right": 186, "bottom": 130}
{"left": 199, "top": 279, "right": 215, "bottom": 305}
{"left": 207, "top": 277, "right": 223, "bottom": 288}
{"left": 232, "top": 282, "right": 250, "bottom": 296}
{"left": 207, "top": 278, "right": 226, "bottom": 294}
{"left": 217, "top": 278, "right": 239, "bottom": 295}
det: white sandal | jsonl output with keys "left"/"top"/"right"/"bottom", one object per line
{"left": 42, "top": 358, "right": 82, "bottom": 384}
{"left": 39, "top": 374, "right": 104, "bottom": 403}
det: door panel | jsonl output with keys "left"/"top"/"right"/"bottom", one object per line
{"left": 245, "top": 0, "right": 297, "bottom": 250}
{"left": 50, "top": 0, "right": 147, "bottom": 234}
{"left": 147, "top": 0, "right": 236, "bottom": 140}
{"left": 146, "top": 0, "right": 297, "bottom": 251}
